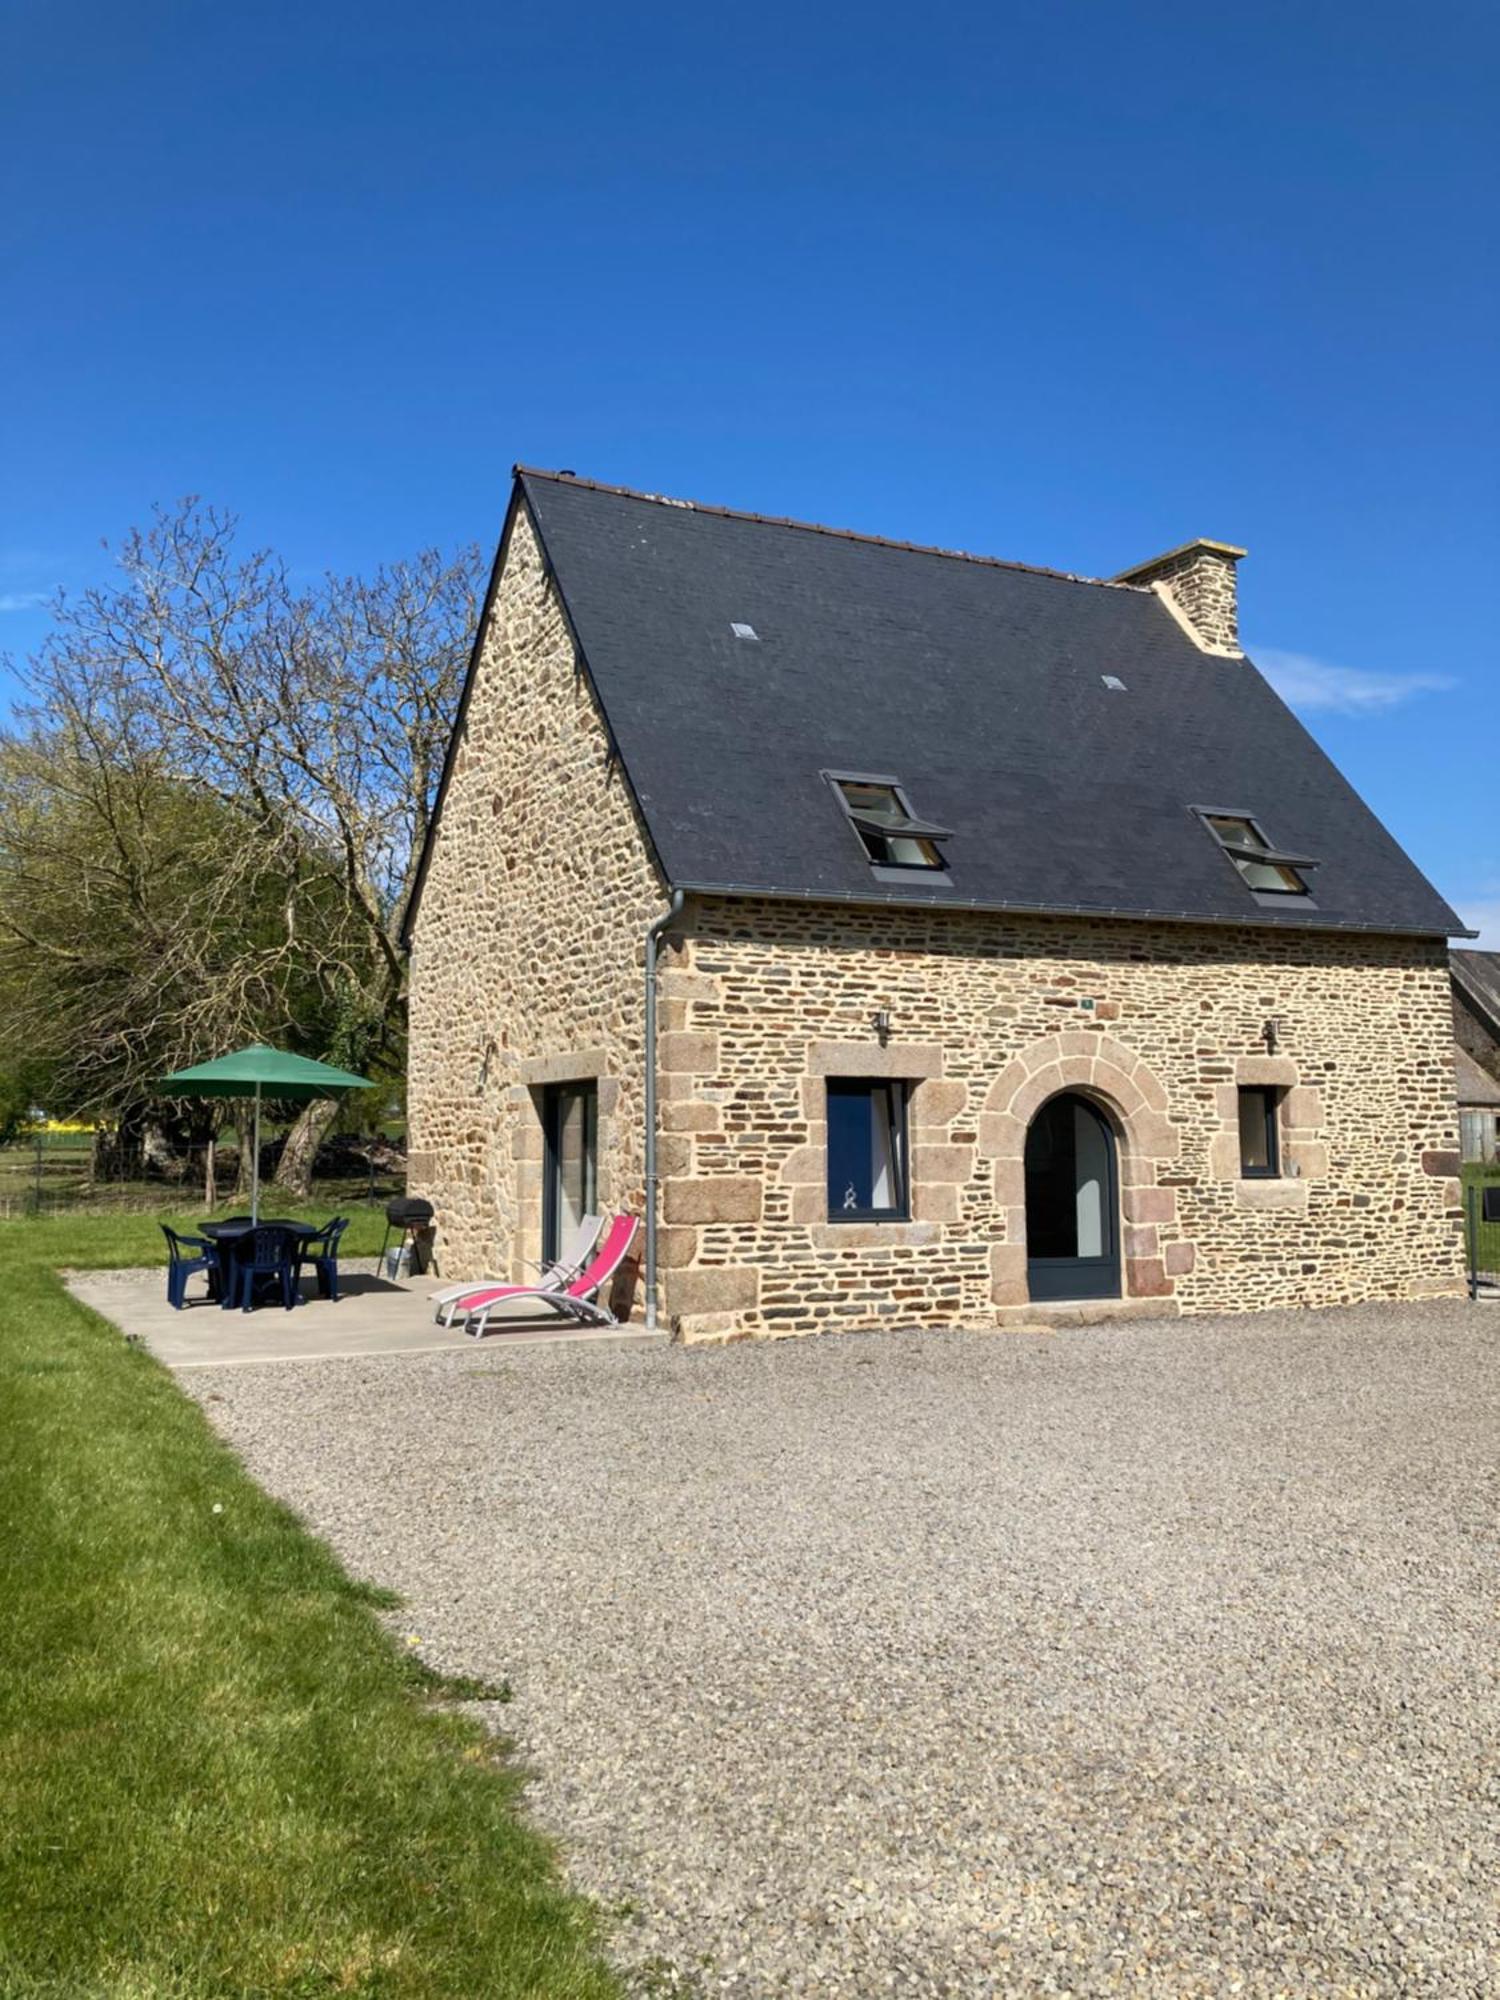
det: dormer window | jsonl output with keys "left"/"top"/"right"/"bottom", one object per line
{"left": 1199, "top": 811, "right": 1317, "bottom": 901}
{"left": 828, "top": 774, "right": 951, "bottom": 874}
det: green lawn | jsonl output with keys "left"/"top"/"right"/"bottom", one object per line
{"left": 0, "top": 1212, "right": 621, "bottom": 1999}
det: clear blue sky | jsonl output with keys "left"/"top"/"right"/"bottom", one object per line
{"left": 4, "top": 2, "right": 1496, "bottom": 936}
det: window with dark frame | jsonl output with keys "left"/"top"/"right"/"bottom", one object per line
{"left": 1200, "top": 811, "right": 1316, "bottom": 899}
{"left": 542, "top": 1080, "right": 598, "bottom": 1262}
{"left": 828, "top": 774, "right": 951, "bottom": 872}
{"left": 1237, "top": 1085, "right": 1281, "bottom": 1178}
{"left": 826, "top": 1079, "right": 909, "bottom": 1220}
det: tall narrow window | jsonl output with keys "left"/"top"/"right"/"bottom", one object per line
{"left": 542, "top": 1081, "right": 598, "bottom": 1261}
{"left": 826, "top": 1079, "right": 909, "bottom": 1220}
{"left": 1201, "top": 812, "right": 1315, "bottom": 898}
{"left": 1237, "top": 1086, "right": 1281, "bottom": 1178}
{"left": 827, "top": 774, "right": 951, "bottom": 872}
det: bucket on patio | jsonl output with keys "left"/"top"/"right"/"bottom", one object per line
{"left": 378, "top": 1196, "right": 435, "bottom": 1280}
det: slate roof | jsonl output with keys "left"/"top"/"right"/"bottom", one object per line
{"left": 410, "top": 469, "right": 1468, "bottom": 941}
{"left": 1455, "top": 1046, "right": 1500, "bottom": 1109}
{"left": 1452, "top": 950, "right": 1500, "bottom": 1037}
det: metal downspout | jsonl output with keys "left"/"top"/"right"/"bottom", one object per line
{"left": 644, "top": 889, "right": 686, "bottom": 1330}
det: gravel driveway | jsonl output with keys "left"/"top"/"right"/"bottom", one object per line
{"left": 186, "top": 1303, "right": 1499, "bottom": 1997}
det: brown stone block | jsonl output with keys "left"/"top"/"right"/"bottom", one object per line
{"left": 806, "top": 1040, "right": 944, "bottom": 1079}
{"left": 977, "top": 1111, "right": 1024, "bottom": 1160}
{"left": 665, "top": 1265, "right": 760, "bottom": 1317}
{"left": 660, "top": 1031, "right": 719, "bottom": 1075}
{"left": 1236, "top": 1055, "right": 1299, "bottom": 1086}
{"left": 993, "top": 1158, "right": 1025, "bottom": 1210}
{"left": 1123, "top": 1185, "right": 1176, "bottom": 1224}
{"left": 789, "top": 1184, "right": 826, "bottom": 1223}
{"left": 777, "top": 1144, "right": 825, "bottom": 1186}
{"left": 809, "top": 1220, "right": 938, "bottom": 1249}
{"left": 989, "top": 1241, "right": 1028, "bottom": 1306}
{"left": 1056, "top": 1030, "right": 1099, "bottom": 1059}
{"left": 913, "top": 1181, "right": 960, "bottom": 1222}
{"left": 1234, "top": 1178, "right": 1308, "bottom": 1212}
{"left": 658, "top": 970, "right": 722, "bottom": 1005}
{"left": 1208, "top": 1133, "right": 1242, "bottom": 1180}
{"left": 1089, "top": 1058, "right": 1142, "bottom": 1114}
{"left": 1421, "top": 1149, "right": 1459, "bottom": 1178}
{"left": 1124, "top": 1224, "right": 1159, "bottom": 1259}
{"left": 665, "top": 1175, "right": 762, "bottom": 1224}
{"left": 1290, "top": 1141, "right": 1329, "bottom": 1180}
{"left": 913, "top": 1078, "right": 967, "bottom": 1127}
{"left": 988, "top": 1057, "right": 1031, "bottom": 1112}
{"left": 1406, "top": 1273, "right": 1464, "bottom": 1298}
{"left": 1163, "top": 1240, "right": 1196, "bottom": 1276}
{"left": 663, "top": 1101, "right": 722, "bottom": 1133}
{"left": 1283, "top": 1087, "right": 1323, "bottom": 1129}
{"left": 1126, "top": 1256, "right": 1173, "bottom": 1298}
{"left": 1128, "top": 1061, "right": 1170, "bottom": 1114}
{"left": 518, "top": 1047, "right": 608, "bottom": 1085}
{"left": 656, "top": 1133, "right": 691, "bottom": 1178}
{"left": 675, "top": 1310, "right": 746, "bottom": 1345}
{"left": 657, "top": 1225, "right": 698, "bottom": 1270}
{"left": 1131, "top": 1113, "right": 1181, "bottom": 1161}
{"left": 913, "top": 1143, "right": 974, "bottom": 1185}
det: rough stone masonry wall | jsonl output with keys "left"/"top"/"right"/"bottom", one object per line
{"left": 406, "top": 505, "right": 665, "bottom": 1284}
{"left": 1128, "top": 545, "right": 1242, "bottom": 654}
{"left": 658, "top": 897, "right": 1464, "bottom": 1341}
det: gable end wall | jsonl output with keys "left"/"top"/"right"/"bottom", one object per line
{"left": 406, "top": 504, "right": 665, "bottom": 1280}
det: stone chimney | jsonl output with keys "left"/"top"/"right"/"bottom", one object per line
{"left": 1114, "top": 538, "right": 1247, "bottom": 657}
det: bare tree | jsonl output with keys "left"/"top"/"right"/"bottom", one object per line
{"left": 3, "top": 502, "right": 478, "bottom": 1191}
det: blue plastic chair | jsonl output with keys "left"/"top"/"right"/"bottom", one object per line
{"left": 300, "top": 1216, "right": 349, "bottom": 1302}
{"left": 162, "top": 1225, "right": 219, "bottom": 1310}
{"left": 233, "top": 1225, "right": 299, "bottom": 1312}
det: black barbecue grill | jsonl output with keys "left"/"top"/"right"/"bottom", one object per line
{"left": 378, "top": 1195, "right": 435, "bottom": 1278}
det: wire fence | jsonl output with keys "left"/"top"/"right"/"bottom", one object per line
{"left": 0, "top": 1130, "right": 406, "bottom": 1219}
{"left": 1465, "top": 1171, "right": 1500, "bottom": 1299}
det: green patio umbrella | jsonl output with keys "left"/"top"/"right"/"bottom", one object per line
{"left": 158, "top": 1044, "right": 373, "bottom": 1224}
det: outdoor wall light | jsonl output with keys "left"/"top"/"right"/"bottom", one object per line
{"left": 873, "top": 1008, "right": 892, "bottom": 1045}
{"left": 476, "top": 1037, "right": 498, "bottom": 1092}
{"left": 1262, "top": 1017, "right": 1282, "bottom": 1054}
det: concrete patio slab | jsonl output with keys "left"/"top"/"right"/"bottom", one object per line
{"left": 65, "top": 1267, "right": 666, "bottom": 1369}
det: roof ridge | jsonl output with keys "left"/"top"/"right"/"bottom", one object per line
{"left": 513, "top": 464, "right": 1151, "bottom": 593}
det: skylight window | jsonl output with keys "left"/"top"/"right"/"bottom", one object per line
{"left": 1200, "top": 811, "right": 1317, "bottom": 899}
{"left": 730, "top": 622, "right": 759, "bottom": 641}
{"left": 828, "top": 774, "right": 951, "bottom": 873}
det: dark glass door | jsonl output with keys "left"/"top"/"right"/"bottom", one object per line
{"left": 1024, "top": 1093, "right": 1120, "bottom": 1301}
{"left": 542, "top": 1082, "right": 598, "bottom": 1263}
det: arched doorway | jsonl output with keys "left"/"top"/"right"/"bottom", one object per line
{"left": 1024, "top": 1092, "right": 1120, "bottom": 1301}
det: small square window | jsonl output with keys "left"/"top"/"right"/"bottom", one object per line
{"left": 826, "top": 1079, "right": 909, "bottom": 1220}
{"left": 1201, "top": 812, "right": 1316, "bottom": 899}
{"left": 1237, "top": 1086, "right": 1281, "bottom": 1177}
{"left": 828, "top": 774, "right": 951, "bottom": 872}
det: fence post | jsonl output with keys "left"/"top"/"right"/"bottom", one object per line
{"left": 1468, "top": 1181, "right": 1478, "bottom": 1301}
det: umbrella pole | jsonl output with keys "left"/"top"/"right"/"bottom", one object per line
{"left": 251, "top": 1083, "right": 261, "bottom": 1227}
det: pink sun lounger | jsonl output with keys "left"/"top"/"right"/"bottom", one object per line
{"left": 430, "top": 1212, "right": 603, "bottom": 1328}
{"left": 444, "top": 1214, "right": 639, "bottom": 1338}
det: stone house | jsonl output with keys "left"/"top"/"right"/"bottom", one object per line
{"left": 1452, "top": 950, "right": 1500, "bottom": 1162}
{"left": 403, "top": 468, "right": 1468, "bottom": 1340}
